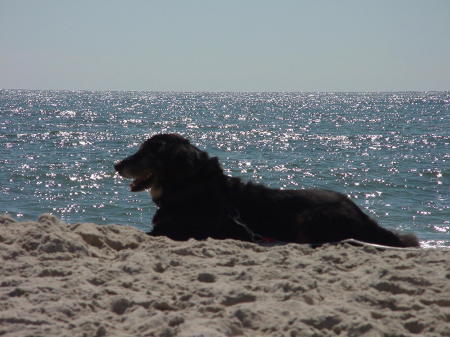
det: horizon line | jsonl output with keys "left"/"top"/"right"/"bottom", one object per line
{"left": 1, "top": 88, "right": 449, "bottom": 94}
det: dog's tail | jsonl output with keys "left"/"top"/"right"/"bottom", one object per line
{"left": 360, "top": 214, "right": 420, "bottom": 248}
{"left": 396, "top": 232, "right": 420, "bottom": 248}
{"left": 370, "top": 222, "right": 420, "bottom": 248}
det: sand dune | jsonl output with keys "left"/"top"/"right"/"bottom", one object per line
{"left": 1, "top": 214, "right": 449, "bottom": 337}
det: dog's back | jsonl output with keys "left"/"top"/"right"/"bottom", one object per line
{"left": 224, "top": 180, "right": 419, "bottom": 247}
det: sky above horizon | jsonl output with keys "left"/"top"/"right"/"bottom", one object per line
{"left": 1, "top": 0, "right": 449, "bottom": 92}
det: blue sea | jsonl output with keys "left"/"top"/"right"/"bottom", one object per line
{"left": 1, "top": 90, "right": 449, "bottom": 248}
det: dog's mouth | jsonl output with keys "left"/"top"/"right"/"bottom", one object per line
{"left": 130, "top": 172, "right": 153, "bottom": 192}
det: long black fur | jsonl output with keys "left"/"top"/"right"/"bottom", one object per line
{"left": 114, "top": 133, "right": 419, "bottom": 247}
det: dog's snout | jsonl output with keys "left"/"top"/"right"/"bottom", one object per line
{"left": 114, "top": 157, "right": 136, "bottom": 178}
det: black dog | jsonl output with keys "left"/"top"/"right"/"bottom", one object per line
{"left": 114, "top": 133, "right": 419, "bottom": 247}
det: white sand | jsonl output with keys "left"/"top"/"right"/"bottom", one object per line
{"left": 1, "top": 214, "right": 449, "bottom": 337}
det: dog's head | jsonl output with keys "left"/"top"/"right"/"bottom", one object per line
{"left": 114, "top": 134, "right": 220, "bottom": 193}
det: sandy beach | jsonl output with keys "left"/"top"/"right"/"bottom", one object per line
{"left": 1, "top": 214, "right": 449, "bottom": 337}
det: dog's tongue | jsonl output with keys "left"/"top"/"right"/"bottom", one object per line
{"left": 130, "top": 180, "right": 142, "bottom": 192}
{"left": 130, "top": 174, "right": 153, "bottom": 192}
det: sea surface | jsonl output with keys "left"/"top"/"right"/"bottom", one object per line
{"left": 1, "top": 90, "right": 449, "bottom": 247}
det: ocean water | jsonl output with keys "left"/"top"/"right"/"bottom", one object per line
{"left": 0, "top": 90, "right": 449, "bottom": 248}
